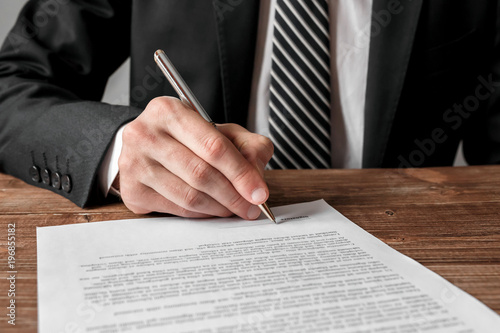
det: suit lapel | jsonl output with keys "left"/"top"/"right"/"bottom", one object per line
{"left": 212, "top": 0, "right": 260, "bottom": 125}
{"left": 363, "top": 0, "right": 423, "bottom": 167}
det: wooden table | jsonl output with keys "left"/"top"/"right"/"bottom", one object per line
{"left": 1, "top": 166, "right": 499, "bottom": 331}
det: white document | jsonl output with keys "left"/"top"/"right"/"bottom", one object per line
{"left": 37, "top": 200, "right": 500, "bottom": 332}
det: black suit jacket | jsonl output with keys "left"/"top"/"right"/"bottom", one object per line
{"left": 0, "top": 0, "right": 499, "bottom": 208}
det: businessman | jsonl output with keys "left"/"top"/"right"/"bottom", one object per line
{"left": 0, "top": 0, "right": 499, "bottom": 219}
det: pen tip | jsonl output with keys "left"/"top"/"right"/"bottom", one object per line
{"left": 258, "top": 203, "right": 277, "bottom": 224}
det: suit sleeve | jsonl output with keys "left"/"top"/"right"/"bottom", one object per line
{"left": 0, "top": 0, "right": 142, "bottom": 207}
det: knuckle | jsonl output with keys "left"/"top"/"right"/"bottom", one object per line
{"left": 148, "top": 96, "right": 181, "bottom": 122}
{"left": 227, "top": 193, "right": 247, "bottom": 210}
{"left": 189, "top": 160, "right": 212, "bottom": 187}
{"left": 202, "top": 135, "right": 228, "bottom": 161}
{"left": 117, "top": 154, "right": 127, "bottom": 171}
{"left": 141, "top": 97, "right": 170, "bottom": 129}
{"left": 123, "top": 121, "right": 157, "bottom": 147}
{"left": 122, "top": 122, "right": 141, "bottom": 144}
{"left": 237, "top": 141, "right": 254, "bottom": 159}
{"left": 249, "top": 135, "right": 274, "bottom": 161}
{"left": 118, "top": 155, "right": 142, "bottom": 176}
{"left": 259, "top": 135, "right": 274, "bottom": 156}
{"left": 118, "top": 154, "right": 133, "bottom": 173}
{"left": 231, "top": 165, "right": 254, "bottom": 188}
{"left": 238, "top": 134, "right": 274, "bottom": 162}
{"left": 183, "top": 187, "right": 205, "bottom": 210}
{"left": 148, "top": 96, "right": 174, "bottom": 112}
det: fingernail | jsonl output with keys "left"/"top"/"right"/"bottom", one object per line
{"left": 247, "top": 205, "right": 261, "bottom": 219}
{"left": 251, "top": 188, "right": 267, "bottom": 203}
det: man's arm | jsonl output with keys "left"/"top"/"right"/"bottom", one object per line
{"left": 0, "top": 0, "right": 274, "bottom": 218}
{"left": 0, "top": 0, "right": 140, "bottom": 207}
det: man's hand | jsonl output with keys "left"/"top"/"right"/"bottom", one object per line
{"left": 117, "top": 96, "right": 274, "bottom": 219}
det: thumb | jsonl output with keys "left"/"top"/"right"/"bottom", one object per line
{"left": 217, "top": 124, "right": 273, "bottom": 178}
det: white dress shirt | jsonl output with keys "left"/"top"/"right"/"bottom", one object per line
{"left": 99, "top": 0, "right": 373, "bottom": 196}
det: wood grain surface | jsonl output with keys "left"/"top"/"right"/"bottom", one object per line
{"left": 0, "top": 166, "right": 499, "bottom": 332}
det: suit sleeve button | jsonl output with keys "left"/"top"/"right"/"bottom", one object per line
{"left": 51, "top": 172, "right": 62, "bottom": 189}
{"left": 61, "top": 175, "right": 72, "bottom": 193}
{"left": 42, "top": 168, "right": 51, "bottom": 186}
{"left": 29, "top": 166, "right": 41, "bottom": 182}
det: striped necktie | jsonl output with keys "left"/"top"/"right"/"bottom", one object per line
{"left": 268, "top": 0, "right": 332, "bottom": 169}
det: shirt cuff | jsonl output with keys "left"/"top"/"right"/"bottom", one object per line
{"left": 98, "top": 124, "right": 127, "bottom": 197}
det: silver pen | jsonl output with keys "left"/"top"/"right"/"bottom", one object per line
{"left": 154, "top": 49, "right": 277, "bottom": 223}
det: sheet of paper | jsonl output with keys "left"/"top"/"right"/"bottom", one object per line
{"left": 37, "top": 200, "right": 500, "bottom": 332}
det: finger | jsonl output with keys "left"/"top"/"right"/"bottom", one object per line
{"left": 153, "top": 100, "right": 269, "bottom": 205}
{"left": 218, "top": 123, "right": 274, "bottom": 176}
{"left": 119, "top": 180, "right": 211, "bottom": 218}
{"left": 148, "top": 134, "right": 264, "bottom": 220}
{"left": 139, "top": 159, "right": 237, "bottom": 217}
